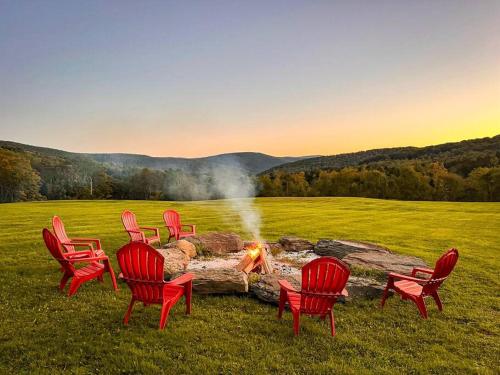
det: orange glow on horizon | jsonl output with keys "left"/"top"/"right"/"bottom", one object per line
{"left": 69, "top": 66, "right": 499, "bottom": 158}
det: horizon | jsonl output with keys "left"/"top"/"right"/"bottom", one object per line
{"left": 1, "top": 1, "right": 499, "bottom": 157}
{"left": 2, "top": 133, "right": 497, "bottom": 159}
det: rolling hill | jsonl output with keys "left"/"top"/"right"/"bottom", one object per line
{"left": 261, "top": 135, "right": 500, "bottom": 175}
{"left": 0, "top": 140, "right": 313, "bottom": 174}
{"left": 87, "top": 152, "right": 310, "bottom": 174}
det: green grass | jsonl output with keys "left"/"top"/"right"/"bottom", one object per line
{"left": 0, "top": 198, "right": 498, "bottom": 374}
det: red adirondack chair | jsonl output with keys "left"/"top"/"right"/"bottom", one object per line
{"left": 116, "top": 242, "right": 194, "bottom": 330}
{"left": 52, "top": 216, "right": 105, "bottom": 259}
{"left": 163, "top": 210, "right": 196, "bottom": 242}
{"left": 381, "top": 248, "right": 459, "bottom": 318}
{"left": 121, "top": 210, "right": 161, "bottom": 246}
{"left": 42, "top": 228, "right": 118, "bottom": 296}
{"left": 278, "top": 257, "right": 350, "bottom": 336}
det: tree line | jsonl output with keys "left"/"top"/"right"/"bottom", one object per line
{"left": 1, "top": 146, "right": 498, "bottom": 203}
{"left": 258, "top": 161, "right": 499, "bottom": 201}
{"left": 0, "top": 147, "right": 236, "bottom": 202}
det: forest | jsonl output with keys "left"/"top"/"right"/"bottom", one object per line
{"left": 258, "top": 162, "right": 499, "bottom": 201}
{"left": 0, "top": 136, "right": 499, "bottom": 203}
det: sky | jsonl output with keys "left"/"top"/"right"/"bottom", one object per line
{"left": 0, "top": 0, "right": 499, "bottom": 157}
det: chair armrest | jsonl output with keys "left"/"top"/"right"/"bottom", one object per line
{"left": 411, "top": 267, "right": 434, "bottom": 277}
{"left": 126, "top": 229, "right": 146, "bottom": 242}
{"left": 62, "top": 241, "right": 95, "bottom": 251}
{"left": 388, "top": 272, "right": 428, "bottom": 284}
{"left": 140, "top": 227, "right": 159, "bottom": 236}
{"left": 64, "top": 250, "right": 94, "bottom": 258}
{"left": 71, "top": 238, "right": 102, "bottom": 249}
{"left": 181, "top": 224, "right": 196, "bottom": 231}
{"left": 69, "top": 256, "right": 109, "bottom": 264}
{"left": 278, "top": 280, "right": 299, "bottom": 293}
{"left": 167, "top": 273, "right": 194, "bottom": 286}
{"left": 164, "top": 283, "right": 185, "bottom": 293}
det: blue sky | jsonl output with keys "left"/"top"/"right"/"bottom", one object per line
{"left": 0, "top": 1, "right": 499, "bottom": 156}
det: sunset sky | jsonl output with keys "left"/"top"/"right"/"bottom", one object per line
{"left": 0, "top": 1, "right": 499, "bottom": 157}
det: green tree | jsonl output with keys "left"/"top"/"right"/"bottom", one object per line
{"left": 466, "top": 167, "right": 500, "bottom": 201}
{"left": 128, "top": 168, "right": 165, "bottom": 200}
{"left": 92, "top": 170, "right": 114, "bottom": 199}
{"left": 0, "top": 148, "right": 41, "bottom": 202}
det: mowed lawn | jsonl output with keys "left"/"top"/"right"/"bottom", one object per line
{"left": 0, "top": 198, "right": 498, "bottom": 374}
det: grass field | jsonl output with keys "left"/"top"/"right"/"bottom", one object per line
{"left": 0, "top": 198, "right": 498, "bottom": 374}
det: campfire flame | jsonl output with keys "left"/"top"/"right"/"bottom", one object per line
{"left": 246, "top": 242, "right": 263, "bottom": 260}
{"left": 237, "top": 241, "right": 272, "bottom": 274}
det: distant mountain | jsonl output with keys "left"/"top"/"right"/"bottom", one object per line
{"left": 87, "top": 151, "right": 311, "bottom": 174}
{"left": 260, "top": 135, "right": 500, "bottom": 176}
{"left": 0, "top": 140, "right": 314, "bottom": 174}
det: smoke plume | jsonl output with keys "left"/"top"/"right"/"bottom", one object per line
{"left": 210, "top": 164, "right": 261, "bottom": 240}
{"left": 162, "top": 161, "right": 261, "bottom": 239}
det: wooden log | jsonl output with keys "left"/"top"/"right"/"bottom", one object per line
{"left": 260, "top": 246, "right": 273, "bottom": 274}
{"left": 236, "top": 244, "right": 273, "bottom": 274}
{"left": 236, "top": 254, "right": 255, "bottom": 273}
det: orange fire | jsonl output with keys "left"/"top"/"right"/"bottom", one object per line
{"left": 245, "top": 242, "right": 263, "bottom": 260}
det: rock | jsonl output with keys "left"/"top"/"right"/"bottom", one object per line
{"left": 157, "top": 248, "right": 189, "bottom": 279}
{"left": 313, "top": 239, "right": 427, "bottom": 276}
{"left": 185, "top": 232, "right": 244, "bottom": 255}
{"left": 279, "top": 236, "right": 314, "bottom": 252}
{"left": 274, "top": 250, "right": 319, "bottom": 267}
{"left": 343, "top": 252, "right": 427, "bottom": 275}
{"left": 314, "top": 239, "right": 389, "bottom": 258}
{"left": 267, "top": 242, "right": 284, "bottom": 255}
{"left": 163, "top": 239, "right": 197, "bottom": 258}
{"left": 249, "top": 273, "right": 386, "bottom": 304}
{"left": 344, "top": 276, "right": 389, "bottom": 300}
{"left": 249, "top": 273, "right": 301, "bottom": 304}
{"left": 182, "top": 268, "right": 248, "bottom": 294}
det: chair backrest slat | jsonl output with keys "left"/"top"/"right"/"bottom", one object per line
{"left": 42, "top": 228, "right": 75, "bottom": 275}
{"left": 117, "top": 242, "right": 165, "bottom": 303}
{"left": 423, "top": 249, "right": 459, "bottom": 295}
{"left": 163, "top": 210, "right": 181, "bottom": 236}
{"left": 300, "top": 257, "right": 350, "bottom": 315}
{"left": 121, "top": 210, "right": 143, "bottom": 242}
{"left": 52, "top": 216, "right": 75, "bottom": 253}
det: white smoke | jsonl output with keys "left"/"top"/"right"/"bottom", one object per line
{"left": 162, "top": 161, "right": 262, "bottom": 239}
{"left": 210, "top": 164, "right": 261, "bottom": 240}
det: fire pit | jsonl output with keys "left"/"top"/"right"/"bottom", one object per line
{"left": 167, "top": 232, "right": 427, "bottom": 303}
{"left": 236, "top": 241, "right": 273, "bottom": 274}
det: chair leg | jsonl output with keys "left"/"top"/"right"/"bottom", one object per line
{"left": 278, "top": 289, "right": 286, "bottom": 319}
{"left": 329, "top": 309, "right": 336, "bottom": 336}
{"left": 185, "top": 281, "right": 192, "bottom": 315}
{"left": 414, "top": 297, "right": 428, "bottom": 319}
{"left": 68, "top": 279, "right": 82, "bottom": 297}
{"left": 59, "top": 273, "right": 71, "bottom": 291}
{"left": 431, "top": 291, "right": 443, "bottom": 311}
{"left": 380, "top": 280, "right": 392, "bottom": 308}
{"left": 292, "top": 311, "right": 300, "bottom": 336}
{"left": 159, "top": 302, "right": 172, "bottom": 330}
{"left": 123, "top": 298, "right": 135, "bottom": 325}
{"left": 106, "top": 262, "right": 118, "bottom": 291}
